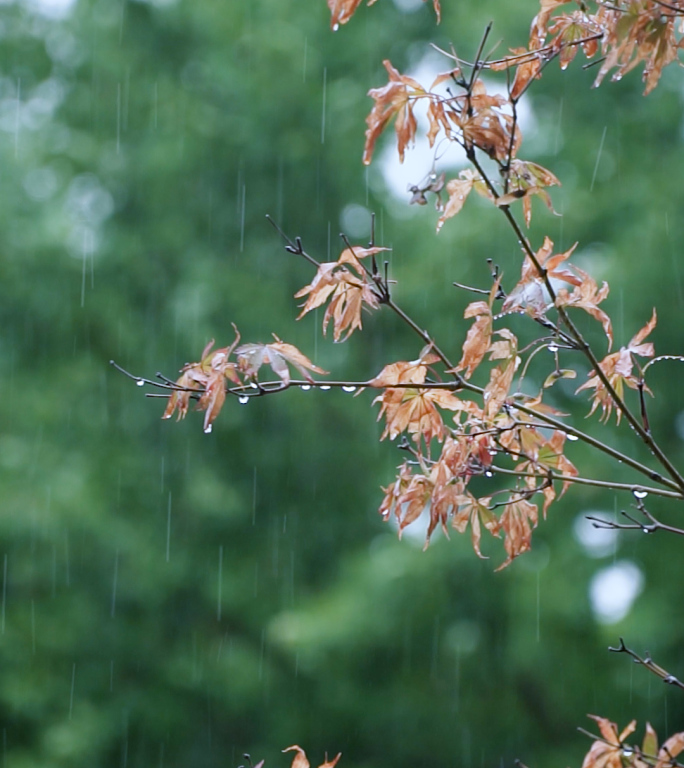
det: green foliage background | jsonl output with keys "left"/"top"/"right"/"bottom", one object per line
{"left": 1, "top": 0, "right": 683, "bottom": 766}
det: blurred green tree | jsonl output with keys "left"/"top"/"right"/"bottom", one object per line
{"left": 1, "top": 1, "right": 683, "bottom": 767}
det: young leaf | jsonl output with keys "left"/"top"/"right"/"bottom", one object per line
{"left": 576, "top": 310, "right": 656, "bottom": 424}
{"left": 374, "top": 386, "right": 465, "bottom": 444}
{"left": 162, "top": 328, "right": 242, "bottom": 430}
{"left": 582, "top": 716, "right": 637, "bottom": 768}
{"left": 496, "top": 496, "right": 539, "bottom": 570}
{"left": 363, "top": 60, "right": 425, "bottom": 165}
{"left": 502, "top": 237, "right": 580, "bottom": 318}
{"left": 295, "top": 245, "right": 388, "bottom": 341}
{"left": 283, "top": 746, "right": 311, "bottom": 768}
{"left": 236, "top": 337, "right": 328, "bottom": 385}
{"left": 452, "top": 493, "right": 499, "bottom": 559}
{"left": 555, "top": 264, "right": 613, "bottom": 346}
{"left": 483, "top": 330, "right": 519, "bottom": 420}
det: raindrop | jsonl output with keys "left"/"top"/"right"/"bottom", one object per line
{"left": 250, "top": 382, "right": 258, "bottom": 389}
{"left": 547, "top": 344, "right": 558, "bottom": 353}
{"left": 300, "top": 384, "right": 311, "bottom": 391}
{"left": 332, "top": 22, "right": 339, "bottom": 31}
{"left": 238, "top": 396, "right": 249, "bottom": 405}
{"left": 566, "top": 433, "right": 579, "bottom": 441}
{"left": 136, "top": 379, "right": 145, "bottom": 387}
{"left": 342, "top": 385, "right": 357, "bottom": 392}
{"left": 320, "top": 385, "right": 331, "bottom": 390}
{"left": 633, "top": 489, "right": 648, "bottom": 499}
{"left": 204, "top": 424, "right": 213, "bottom": 433}
{"left": 484, "top": 470, "right": 493, "bottom": 478}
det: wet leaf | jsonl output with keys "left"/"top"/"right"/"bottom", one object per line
{"left": 236, "top": 337, "right": 328, "bottom": 385}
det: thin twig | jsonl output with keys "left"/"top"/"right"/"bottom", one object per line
{"left": 490, "top": 465, "right": 682, "bottom": 500}
{"left": 608, "top": 637, "right": 684, "bottom": 691}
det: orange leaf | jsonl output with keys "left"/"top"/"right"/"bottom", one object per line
{"left": 496, "top": 497, "right": 538, "bottom": 570}
{"left": 283, "top": 746, "right": 311, "bottom": 768}
{"left": 363, "top": 60, "right": 425, "bottom": 165}
{"left": 436, "top": 176, "right": 474, "bottom": 232}
{"left": 236, "top": 338, "right": 328, "bottom": 385}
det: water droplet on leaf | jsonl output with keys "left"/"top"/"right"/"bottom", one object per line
{"left": 238, "top": 396, "right": 249, "bottom": 404}
{"left": 342, "top": 385, "right": 357, "bottom": 392}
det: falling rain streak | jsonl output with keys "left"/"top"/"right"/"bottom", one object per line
{"left": 1, "top": 554, "right": 6, "bottom": 634}
{"left": 590, "top": 125, "right": 608, "bottom": 191}
{"left": 217, "top": 545, "right": 223, "bottom": 622}
{"left": 111, "top": 549, "right": 119, "bottom": 618}
{"left": 69, "top": 663, "right": 76, "bottom": 720}
{"left": 321, "top": 67, "right": 327, "bottom": 144}
{"left": 166, "top": 492, "right": 172, "bottom": 562}
{"left": 13, "top": 78, "right": 21, "bottom": 158}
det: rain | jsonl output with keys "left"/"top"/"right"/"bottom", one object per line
{"left": 2, "top": 0, "right": 684, "bottom": 765}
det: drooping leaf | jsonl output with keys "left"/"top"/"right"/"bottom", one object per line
{"left": 295, "top": 245, "right": 387, "bottom": 341}
{"left": 283, "top": 746, "right": 311, "bottom": 768}
{"left": 576, "top": 310, "right": 656, "bottom": 424}
{"left": 363, "top": 60, "right": 425, "bottom": 165}
{"left": 162, "top": 328, "right": 242, "bottom": 430}
{"left": 502, "top": 237, "right": 580, "bottom": 317}
{"left": 496, "top": 496, "right": 538, "bottom": 570}
{"left": 236, "top": 337, "right": 328, "bottom": 385}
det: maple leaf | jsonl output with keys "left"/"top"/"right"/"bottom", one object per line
{"left": 368, "top": 347, "right": 440, "bottom": 387}
{"left": 593, "top": 5, "right": 679, "bottom": 95}
{"left": 436, "top": 170, "right": 493, "bottom": 232}
{"left": 363, "top": 60, "right": 426, "bottom": 165}
{"left": 529, "top": 0, "right": 574, "bottom": 50}
{"left": 454, "top": 277, "right": 502, "bottom": 379}
{"left": 283, "top": 746, "right": 341, "bottom": 768}
{"left": 295, "top": 246, "right": 388, "bottom": 342}
{"left": 515, "top": 428, "right": 578, "bottom": 516}
{"left": 582, "top": 716, "right": 637, "bottom": 768}
{"left": 483, "top": 329, "right": 519, "bottom": 420}
{"left": 502, "top": 237, "right": 581, "bottom": 318}
{"left": 496, "top": 159, "right": 561, "bottom": 227}
{"left": 457, "top": 80, "right": 521, "bottom": 162}
{"left": 656, "top": 731, "right": 684, "bottom": 768}
{"left": 555, "top": 263, "right": 612, "bottom": 346}
{"left": 328, "top": 0, "right": 439, "bottom": 28}
{"left": 236, "top": 336, "right": 328, "bottom": 385}
{"left": 496, "top": 496, "right": 539, "bottom": 570}
{"left": 380, "top": 437, "right": 499, "bottom": 550}
{"left": 507, "top": 47, "right": 545, "bottom": 101}
{"left": 452, "top": 493, "right": 499, "bottom": 559}
{"left": 327, "top": 0, "right": 374, "bottom": 30}
{"left": 374, "top": 386, "right": 465, "bottom": 444}
{"left": 576, "top": 309, "right": 656, "bottom": 424}
{"left": 162, "top": 329, "right": 242, "bottom": 432}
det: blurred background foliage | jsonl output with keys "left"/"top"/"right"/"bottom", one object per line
{"left": 1, "top": 0, "right": 684, "bottom": 766}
